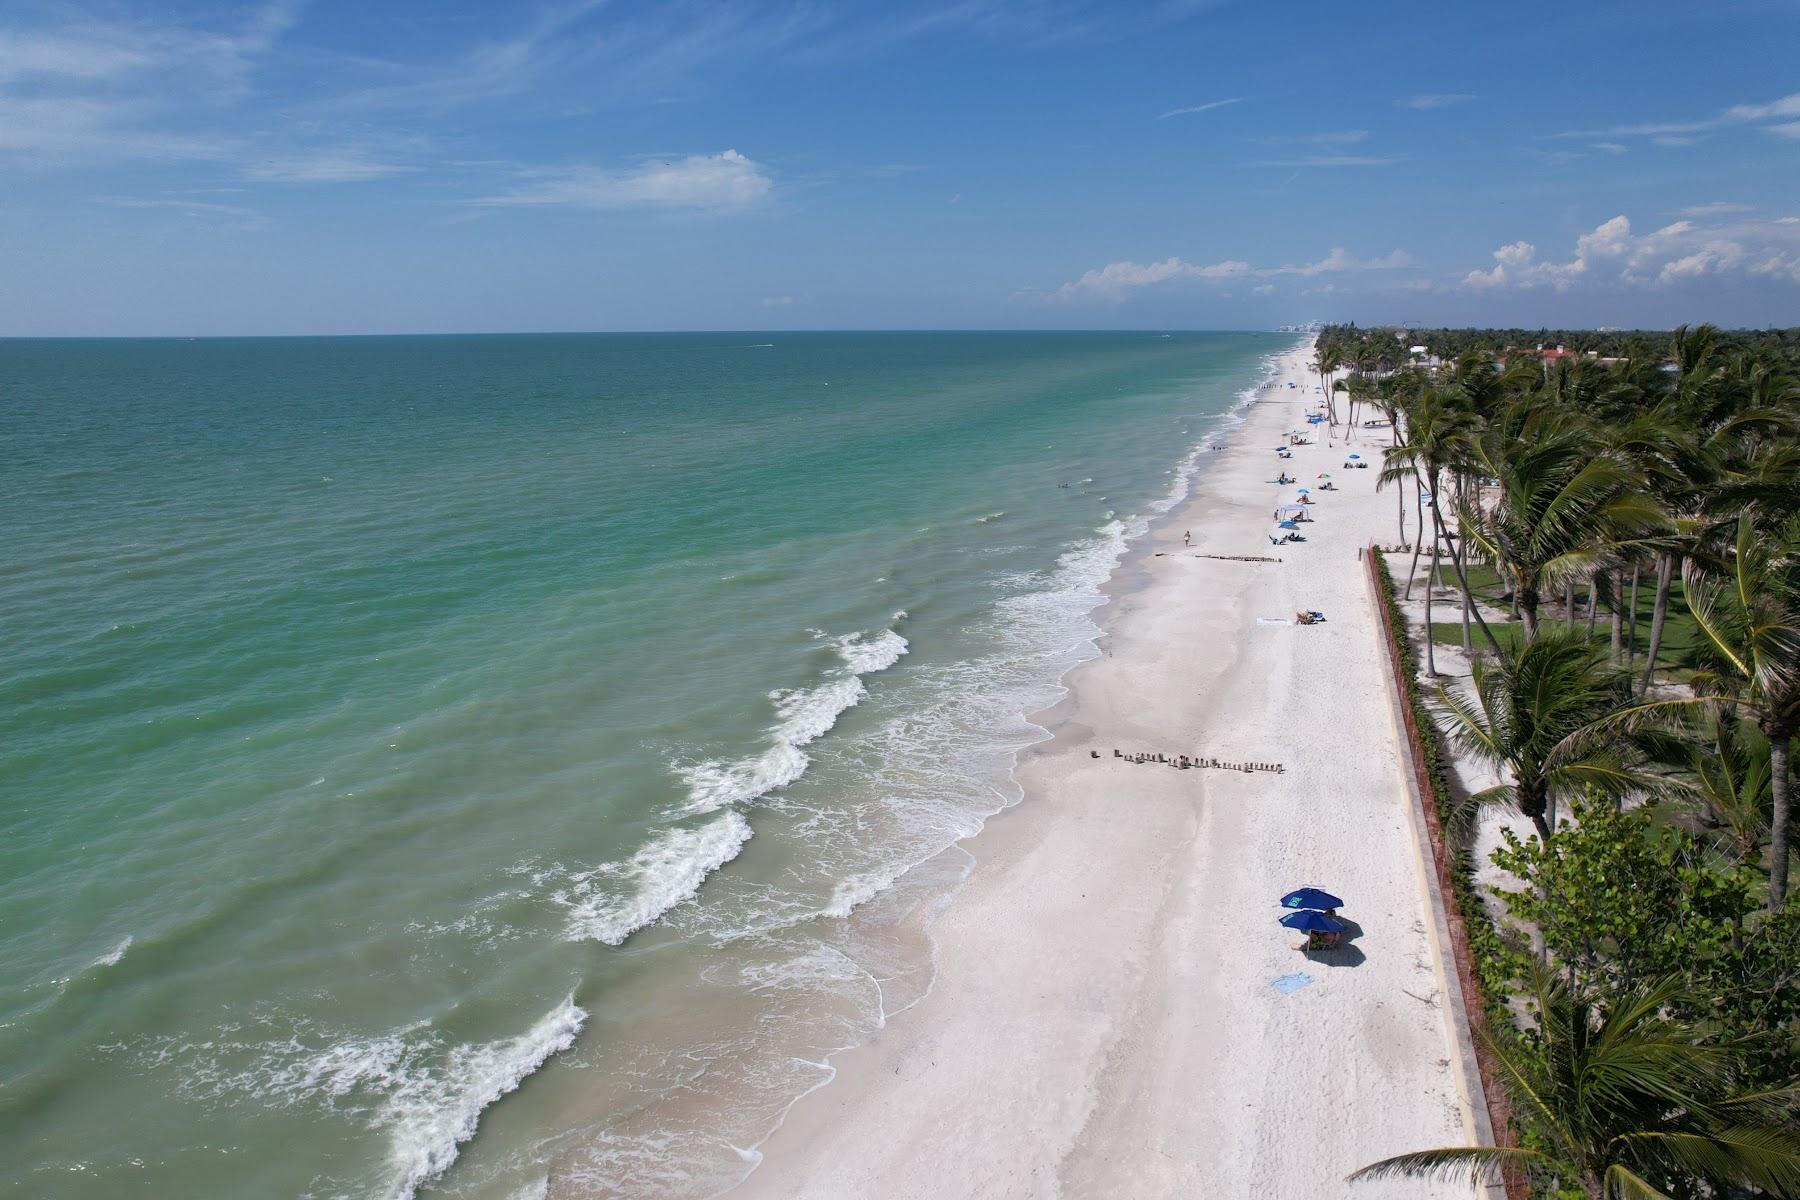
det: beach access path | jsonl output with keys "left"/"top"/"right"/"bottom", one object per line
{"left": 732, "top": 343, "right": 1479, "bottom": 1198}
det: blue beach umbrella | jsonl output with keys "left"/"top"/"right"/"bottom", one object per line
{"left": 1278, "top": 520, "right": 1299, "bottom": 529}
{"left": 1278, "top": 910, "right": 1344, "bottom": 933}
{"left": 1347, "top": 453, "right": 1361, "bottom": 460}
{"left": 1281, "top": 887, "right": 1344, "bottom": 910}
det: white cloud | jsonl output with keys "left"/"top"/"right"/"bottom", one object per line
{"left": 1256, "top": 154, "right": 1398, "bottom": 168}
{"left": 1462, "top": 213, "right": 1800, "bottom": 292}
{"left": 1279, "top": 247, "right": 1413, "bottom": 276}
{"left": 0, "top": 3, "right": 297, "bottom": 166}
{"left": 1560, "top": 91, "right": 1800, "bottom": 140}
{"left": 1750, "top": 253, "right": 1800, "bottom": 283}
{"left": 0, "top": 95, "right": 231, "bottom": 161}
{"left": 243, "top": 154, "right": 412, "bottom": 183}
{"left": 1398, "top": 93, "right": 1473, "bottom": 110}
{"left": 1052, "top": 256, "right": 1251, "bottom": 299}
{"left": 0, "top": 32, "right": 150, "bottom": 83}
{"left": 91, "top": 193, "right": 266, "bottom": 230}
{"left": 1724, "top": 95, "right": 1800, "bottom": 121}
{"left": 1257, "top": 129, "right": 1369, "bottom": 146}
{"left": 1677, "top": 201, "right": 1753, "bottom": 217}
{"left": 1157, "top": 97, "right": 1241, "bottom": 119}
{"left": 1768, "top": 121, "right": 1800, "bottom": 140}
{"left": 1576, "top": 215, "right": 1634, "bottom": 260}
{"left": 1592, "top": 142, "right": 1627, "bottom": 155}
{"left": 476, "top": 149, "right": 772, "bottom": 212}
{"left": 1047, "top": 247, "right": 1409, "bottom": 301}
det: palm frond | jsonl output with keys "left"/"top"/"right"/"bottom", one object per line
{"left": 1347, "top": 1145, "right": 1543, "bottom": 1185}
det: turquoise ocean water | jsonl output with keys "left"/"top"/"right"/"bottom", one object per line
{"left": 1, "top": 331, "right": 1287, "bottom": 1198}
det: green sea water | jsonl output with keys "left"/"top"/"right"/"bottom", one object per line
{"left": 0, "top": 331, "right": 1288, "bottom": 1198}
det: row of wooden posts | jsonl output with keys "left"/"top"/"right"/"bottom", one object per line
{"left": 1091, "top": 748, "right": 1285, "bottom": 774}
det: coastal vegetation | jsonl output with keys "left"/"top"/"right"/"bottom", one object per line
{"left": 1334, "top": 324, "right": 1800, "bottom": 1197}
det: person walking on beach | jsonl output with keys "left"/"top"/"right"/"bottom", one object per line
{"left": 1184, "top": 530, "right": 1191, "bottom": 547}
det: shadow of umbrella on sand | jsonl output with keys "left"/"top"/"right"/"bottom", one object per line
{"left": 1278, "top": 909, "right": 1342, "bottom": 933}
{"left": 1278, "top": 909, "right": 1367, "bottom": 967}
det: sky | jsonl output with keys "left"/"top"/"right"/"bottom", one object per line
{"left": 3, "top": 0, "right": 1799, "bottom": 335}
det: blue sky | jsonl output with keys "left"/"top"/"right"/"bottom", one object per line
{"left": 4, "top": 0, "right": 1799, "bottom": 335}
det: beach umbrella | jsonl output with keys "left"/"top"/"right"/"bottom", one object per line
{"left": 1317, "top": 473, "right": 1331, "bottom": 479}
{"left": 1297, "top": 488, "right": 1309, "bottom": 494}
{"left": 1278, "top": 520, "right": 1299, "bottom": 529}
{"left": 1280, "top": 887, "right": 1343, "bottom": 910}
{"left": 1347, "top": 453, "right": 1361, "bottom": 460}
{"left": 1278, "top": 910, "right": 1344, "bottom": 932}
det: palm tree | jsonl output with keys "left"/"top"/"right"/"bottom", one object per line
{"left": 1635, "top": 324, "right": 1747, "bottom": 691}
{"left": 1350, "top": 972, "right": 1800, "bottom": 1199}
{"left": 1313, "top": 344, "right": 1342, "bottom": 430}
{"left": 1380, "top": 384, "right": 1480, "bottom": 672}
{"left": 1597, "top": 401, "right": 1696, "bottom": 679}
{"left": 1367, "top": 374, "right": 1414, "bottom": 546}
{"left": 1434, "top": 628, "right": 1649, "bottom": 843}
{"left": 1618, "top": 516, "right": 1800, "bottom": 908}
{"left": 1670, "top": 713, "right": 1772, "bottom": 870}
{"left": 1462, "top": 406, "right": 1665, "bottom": 641}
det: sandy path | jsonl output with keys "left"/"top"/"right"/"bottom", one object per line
{"left": 730, "top": 344, "right": 1478, "bottom": 1199}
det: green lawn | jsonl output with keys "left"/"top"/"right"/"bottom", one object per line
{"left": 1415, "top": 564, "right": 1700, "bottom": 674}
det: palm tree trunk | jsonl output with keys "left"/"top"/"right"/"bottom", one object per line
{"left": 1403, "top": 478, "right": 1426, "bottom": 599}
{"left": 1771, "top": 732, "right": 1791, "bottom": 909}
{"left": 1530, "top": 809, "right": 1553, "bottom": 845}
{"left": 1461, "top": 575, "right": 1472, "bottom": 655}
{"left": 1424, "top": 515, "right": 1439, "bottom": 677}
{"left": 1626, "top": 563, "right": 1642, "bottom": 664}
{"left": 1564, "top": 578, "right": 1576, "bottom": 628}
{"left": 1442, "top": 515, "right": 1505, "bottom": 656}
{"left": 1396, "top": 473, "right": 1406, "bottom": 548}
{"left": 1620, "top": 572, "right": 1634, "bottom": 658}
{"left": 1585, "top": 576, "right": 1598, "bottom": 638}
{"left": 1520, "top": 585, "right": 1540, "bottom": 641}
{"left": 1642, "top": 553, "right": 1674, "bottom": 693}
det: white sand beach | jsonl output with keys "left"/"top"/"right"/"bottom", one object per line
{"left": 732, "top": 342, "right": 1483, "bottom": 1198}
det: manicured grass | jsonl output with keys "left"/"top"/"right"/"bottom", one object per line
{"left": 1416, "top": 566, "right": 1701, "bottom": 674}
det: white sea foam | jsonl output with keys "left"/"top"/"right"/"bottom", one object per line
{"left": 676, "top": 626, "right": 909, "bottom": 814}
{"left": 137, "top": 998, "right": 584, "bottom": 1200}
{"left": 557, "top": 810, "right": 753, "bottom": 945}
{"left": 91, "top": 935, "right": 132, "bottom": 969}
{"left": 381, "top": 996, "right": 585, "bottom": 1200}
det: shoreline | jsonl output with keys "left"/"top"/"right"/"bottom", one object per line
{"left": 728, "top": 340, "right": 1479, "bottom": 1197}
